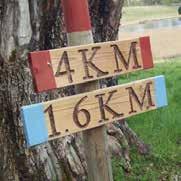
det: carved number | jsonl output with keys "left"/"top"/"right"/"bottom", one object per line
{"left": 44, "top": 105, "right": 60, "bottom": 137}
{"left": 73, "top": 96, "right": 91, "bottom": 128}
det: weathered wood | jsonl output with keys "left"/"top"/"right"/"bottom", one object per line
{"left": 21, "top": 75, "right": 167, "bottom": 147}
{"left": 29, "top": 37, "right": 153, "bottom": 92}
{"left": 83, "top": 126, "right": 112, "bottom": 181}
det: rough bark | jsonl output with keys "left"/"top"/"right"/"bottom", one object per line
{"left": 0, "top": 0, "right": 149, "bottom": 180}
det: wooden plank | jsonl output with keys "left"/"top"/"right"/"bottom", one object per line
{"left": 29, "top": 36, "right": 153, "bottom": 92}
{"left": 21, "top": 75, "right": 167, "bottom": 147}
{"left": 83, "top": 126, "right": 112, "bottom": 181}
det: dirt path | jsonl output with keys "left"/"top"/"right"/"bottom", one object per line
{"left": 122, "top": 15, "right": 181, "bottom": 26}
{"left": 119, "top": 27, "right": 181, "bottom": 59}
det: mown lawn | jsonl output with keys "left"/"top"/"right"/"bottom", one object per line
{"left": 113, "top": 58, "right": 181, "bottom": 180}
{"left": 122, "top": 6, "right": 178, "bottom": 24}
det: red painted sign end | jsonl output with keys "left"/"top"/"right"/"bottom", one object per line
{"left": 29, "top": 51, "right": 56, "bottom": 92}
{"left": 140, "top": 36, "right": 154, "bottom": 69}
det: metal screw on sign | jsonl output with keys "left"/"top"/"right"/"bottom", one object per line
{"left": 47, "top": 62, "right": 51, "bottom": 67}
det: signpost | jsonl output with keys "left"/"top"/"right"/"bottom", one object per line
{"left": 29, "top": 37, "right": 153, "bottom": 92}
{"left": 21, "top": 75, "right": 167, "bottom": 147}
{"left": 20, "top": 0, "right": 168, "bottom": 181}
{"left": 62, "top": 1, "right": 113, "bottom": 180}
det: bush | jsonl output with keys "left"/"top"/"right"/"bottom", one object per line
{"left": 178, "top": 6, "right": 181, "bottom": 15}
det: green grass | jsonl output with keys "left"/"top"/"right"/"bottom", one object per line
{"left": 113, "top": 58, "right": 181, "bottom": 180}
{"left": 122, "top": 5, "right": 178, "bottom": 24}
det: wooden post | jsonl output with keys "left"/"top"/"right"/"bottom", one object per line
{"left": 62, "top": 0, "right": 113, "bottom": 180}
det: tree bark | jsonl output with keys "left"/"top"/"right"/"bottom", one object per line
{"left": 0, "top": 0, "right": 149, "bottom": 180}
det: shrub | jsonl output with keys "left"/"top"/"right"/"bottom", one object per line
{"left": 178, "top": 6, "right": 181, "bottom": 15}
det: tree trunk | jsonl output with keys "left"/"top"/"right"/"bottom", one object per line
{"left": 0, "top": 0, "right": 149, "bottom": 180}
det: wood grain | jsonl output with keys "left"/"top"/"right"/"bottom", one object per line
{"left": 42, "top": 77, "right": 156, "bottom": 140}
{"left": 21, "top": 75, "right": 168, "bottom": 147}
{"left": 29, "top": 37, "right": 153, "bottom": 92}
{"left": 50, "top": 38, "right": 142, "bottom": 87}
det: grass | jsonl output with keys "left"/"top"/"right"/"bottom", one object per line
{"left": 112, "top": 58, "right": 181, "bottom": 180}
{"left": 122, "top": 5, "right": 179, "bottom": 24}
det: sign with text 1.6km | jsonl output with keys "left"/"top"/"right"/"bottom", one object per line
{"left": 29, "top": 36, "right": 153, "bottom": 92}
{"left": 21, "top": 75, "right": 167, "bottom": 147}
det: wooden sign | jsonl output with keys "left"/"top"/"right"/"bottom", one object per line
{"left": 21, "top": 75, "right": 167, "bottom": 147}
{"left": 29, "top": 36, "right": 153, "bottom": 92}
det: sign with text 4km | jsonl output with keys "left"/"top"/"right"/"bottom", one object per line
{"left": 29, "top": 36, "right": 153, "bottom": 92}
{"left": 21, "top": 76, "right": 167, "bottom": 147}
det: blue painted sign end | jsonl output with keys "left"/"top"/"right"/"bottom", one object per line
{"left": 20, "top": 76, "right": 168, "bottom": 148}
{"left": 155, "top": 75, "right": 168, "bottom": 108}
{"left": 21, "top": 103, "right": 48, "bottom": 147}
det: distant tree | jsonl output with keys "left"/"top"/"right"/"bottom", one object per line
{"left": 178, "top": 6, "right": 181, "bottom": 14}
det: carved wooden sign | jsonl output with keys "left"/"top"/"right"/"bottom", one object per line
{"left": 21, "top": 76, "right": 167, "bottom": 147}
{"left": 29, "top": 36, "right": 153, "bottom": 92}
